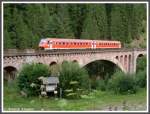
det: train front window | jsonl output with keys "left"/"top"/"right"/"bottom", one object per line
{"left": 40, "top": 39, "right": 47, "bottom": 44}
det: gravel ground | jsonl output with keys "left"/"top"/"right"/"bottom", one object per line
{"left": 93, "top": 102, "right": 147, "bottom": 111}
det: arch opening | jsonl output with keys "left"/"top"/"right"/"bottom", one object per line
{"left": 136, "top": 55, "right": 146, "bottom": 73}
{"left": 138, "top": 54, "right": 144, "bottom": 58}
{"left": 116, "top": 56, "right": 119, "bottom": 60}
{"left": 49, "top": 61, "right": 57, "bottom": 66}
{"left": 72, "top": 60, "right": 78, "bottom": 63}
{"left": 84, "top": 60, "right": 122, "bottom": 89}
{"left": 49, "top": 61, "right": 59, "bottom": 76}
{"left": 4, "top": 66, "right": 17, "bottom": 84}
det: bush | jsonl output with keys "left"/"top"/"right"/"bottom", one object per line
{"left": 59, "top": 61, "right": 90, "bottom": 98}
{"left": 17, "top": 63, "right": 50, "bottom": 96}
{"left": 107, "top": 71, "right": 137, "bottom": 94}
{"left": 136, "top": 56, "right": 146, "bottom": 72}
{"left": 135, "top": 69, "right": 146, "bottom": 88}
{"left": 95, "top": 79, "right": 106, "bottom": 91}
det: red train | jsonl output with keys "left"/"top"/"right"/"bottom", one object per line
{"left": 39, "top": 38, "right": 121, "bottom": 50}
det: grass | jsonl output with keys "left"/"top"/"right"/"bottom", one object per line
{"left": 3, "top": 82, "right": 147, "bottom": 111}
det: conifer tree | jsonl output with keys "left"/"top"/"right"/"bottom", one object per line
{"left": 130, "top": 4, "right": 146, "bottom": 40}
{"left": 111, "top": 4, "right": 131, "bottom": 44}
{"left": 4, "top": 29, "right": 12, "bottom": 49}
{"left": 48, "top": 4, "right": 74, "bottom": 38}
{"left": 4, "top": 4, "right": 13, "bottom": 49}
{"left": 68, "top": 4, "right": 88, "bottom": 38}
{"left": 81, "top": 4, "right": 107, "bottom": 40}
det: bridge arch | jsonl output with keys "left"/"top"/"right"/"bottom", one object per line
{"left": 81, "top": 57, "right": 126, "bottom": 73}
{"left": 72, "top": 60, "right": 78, "bottom": 63}
{"left": 49, "top": 61, "right": 57, "bottom": 66}
{"left": 4, "top": 66, "right": 18, "bottom": 83}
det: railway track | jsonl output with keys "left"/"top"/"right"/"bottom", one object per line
{"left": 4, "top": 48, "right": 146, "bottom": 57}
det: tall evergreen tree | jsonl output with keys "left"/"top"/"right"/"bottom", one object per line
{"left": 68, "top": 4, "right": 88, "bottom": 38}
{"left": 48, "top": 4, "right": 74, "bottom": 38}
{"left": 81, "top": 4, "right": 107, "bottom": 40}
{"left": 111, "top": 4, "right": 131, "bottom": 44}
{"left": 105, "top": 4, "right": 112, "bottom": 39}
{"left": 4, "top": 4, "right": 13, "bottom": 49}
{"left": 130, "top": 4, "right": 146, "bottom": 40}
{"left": 10, "top": 7, "right": 33, "bottom": 49}
{"left": 25, "top": 4, "right": 50, "bottom": 47}
{"left": 4, "top": 29, "right": 12, "bottom": 49}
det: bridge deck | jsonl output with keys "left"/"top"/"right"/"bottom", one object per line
{"left": 4, "top": 48, "right": 146, "bottom": 57}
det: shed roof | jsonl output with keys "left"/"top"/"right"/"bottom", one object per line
{"left": 43, "top": 76, "right": 59, "bottom": 85}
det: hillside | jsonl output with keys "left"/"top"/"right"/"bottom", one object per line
{"left": 4, "top": 4, "right": 146, "bottom": 49}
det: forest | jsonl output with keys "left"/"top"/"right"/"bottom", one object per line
{"left": 4, "top": 4, "right": 146, "bottom": 49}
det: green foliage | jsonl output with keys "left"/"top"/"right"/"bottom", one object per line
{"left": 136, "top": 56, "right": 146, "bottom": 88}
{"left": 68, "top": 4, "right": 88, "bottom": 38}
{"left": 136, "top": 56, "right": 146, "bottom": 72}
{"left": 59, "top": 61, "right": 90, "bottom": 98}
{"left": 95, "top": 79, "right": 106, "bottom": 91}
{"left": 17, "top": 63, "right": 50, "bottom": 96}
{"left": 4, "top": 4, "right": 146, "bottom": 49}
{"left": 49, "top": 4, "right": 74, "bottom": 38}
{"left": 135, "top": 69, "right": 146, "bottom": 88}
{"left": 64, "top": 81, "right": 82, "bottom": 99}
{"left": 111, "top": 4, "right": 132, "bottom": 44}
{"left": 107, "top": 71, "right": 137, "bottom": 94}
{"left": 81, "top": 4, "right": 108, "bottom": 39}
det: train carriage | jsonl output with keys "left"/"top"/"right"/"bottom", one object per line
{"left": 39, "top": 38, "right": 121, "bottom": 50}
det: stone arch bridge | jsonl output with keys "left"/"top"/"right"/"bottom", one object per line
{"left": 3, "top": 48, "right": 146, "bottom": 81}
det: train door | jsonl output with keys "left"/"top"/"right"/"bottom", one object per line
{"left": 48, "top": 41, "right": 53, "bottom": 49}
{"left": 92, "top": 41, "right": 96, "bottom": 49}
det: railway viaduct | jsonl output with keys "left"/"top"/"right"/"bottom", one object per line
{"left": 3, "top": 48, "right": 146, "bottom": 81}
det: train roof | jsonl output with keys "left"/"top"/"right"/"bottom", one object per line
{"left": 44, "top": 38, "right": 121, "bottom": 43}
